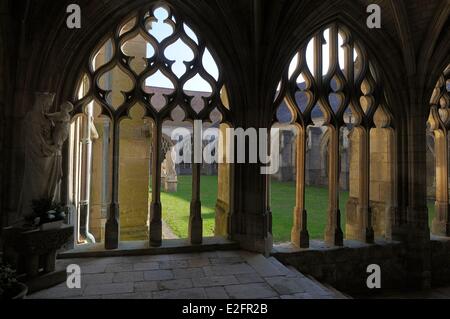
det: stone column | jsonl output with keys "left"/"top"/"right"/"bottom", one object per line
{"left": 278, "top": 130, "right": 295, "bottom": 182}
{"left": 325, "top": 126, "right": 344, "bottom": 246}
{"left": 189, "top": 126, "right": 203, "bottom": 244}
{"left": 347, "top": 127, "right": 373, "bottom": 243}
{"left": 149, "top": 120, "right": 163, "bottom": 247}
{"left": 79, "top": 108, "right": 96, "bottom": 244}
{"left": 215, "top": 123, "right": 231, "bottom": 237}
{"left": 105, "top": 120, "right": 120, "bottom": 249}
{"left": 432, "top": 129, "right": 450, "bottom": 236}
{"left": 369, "top": 124, "right": 396, "bottom": 240}
{"left": 292, "top": 126, "right": 309, "bottom": 248}
{"left": 359, "top": 128, "right": 374, "bottom": 243}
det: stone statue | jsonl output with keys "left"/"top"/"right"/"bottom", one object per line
{"left": 18, "top": 93, "right": 72, "bottom": 221}
{"left": 162, "top": 148, "right": 178, "bottom": 193}
{"left": 45, "top": 101, "right": 73, "bottom": 149}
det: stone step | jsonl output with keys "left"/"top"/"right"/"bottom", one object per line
{"left": 284, "top": 265, "right": 351, "bottom": 299}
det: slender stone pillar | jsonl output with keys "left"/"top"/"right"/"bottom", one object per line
{"left": 325, "top": 126, "right": 344, "bottom": 246}
{"left": 215, "top": 124, "right": 231, "bottom": 237}
{"left": 189, "top": 125, "right": 203, "bottom": 244}
{"left": 105, "top": 120, "right": 120, "bottom": 249}
{"left": 292, "top": 126, "right": 309, "bottom": 248}
{"left": 359, "top": 128, "right": 374, "bottom": 243}
{"left": 79, "top": 110, "right": 96, "bottom": 244}
{"left": 432, "top": 129, "right": 450, "bottom": 236}
{"left": 149, "top": 121, "right": 163, "bottom": 247}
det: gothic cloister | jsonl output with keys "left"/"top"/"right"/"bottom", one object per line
{"left": 0, "top": 0, "right": 449, "bottom": 299}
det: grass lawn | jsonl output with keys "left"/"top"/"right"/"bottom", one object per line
{"left": 161, "top": 175, "right": 217, "bottom": 239}
{"left": 161, "top": 176, "right": 436, "bottom": 243}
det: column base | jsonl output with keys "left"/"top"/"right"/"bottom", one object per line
{"left": 360, "top": 205, "right": 374, "bottom": 244}
{"left": 233, "top": 233, "right": 273, "bottom": 256}
{"left": 149, "top": 202, "right": 162, "bottom": 247}
{"left": 230, "top": 209, "right": 273, "bottom": 255}
{"left": 189, "top": 200, "right": 203, "bottom": 245}
{"left": 291, "top": 208, "right": 309, "bottom": 248}
{"left": 104, "top": 203, "right": 119, "bottom": 250}
{"left": 215, "top": 199, "right": 229, "bottom": 237}
{"left": 325, "top": 209, "right": 344, "bottom": 247}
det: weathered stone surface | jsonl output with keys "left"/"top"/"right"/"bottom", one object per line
{"left": 265, "top": 276, "right": 307, "bottom": 295}
{"left": 83, "top": 283, "right": 134, "bottom": 296}
{"left": 80, "top": 263, "right": 108, "bottom": 274}
{"left": 152, "top": 288, "right": 207, "bottom": 299}
{"left": 158, "top": 279, "right": 193, "bottom": 290}
{"left": 244, "top": 254, "right": 284, "bottom": 277}
{"left": 134, "top": 281, "right": 159, "bottom": 292}
{"left": 133, "top": 262, "right": 159, "bottom": 271}
{"left": 203, "top": 263, "right": 254, "bottom": 276}
{"left": 159, "top": 260, "right": 190, "bottom": 270}
{"left": 105, "top": 263, "right": 133, "bottom": 273}
{"left": 143, "top": 270, "right": 174, "bottom": 281}
{"left": 210, "top": 257, "right": 244, "bottom": 265}
{"left": 83, "top": 273, "right": 114, "bottom": 285}
{"left": 29, "top": 251, "right": 347, "bottom": 299}
{"left": 29, "top": 286, "right": 83, "bottom": 299}
{"left": 235, "top": 273, "right": 265, "bottom": 284}
{"left": 173, "top": 267, "right": 205, "bottom": 279}
{"left": 192, "top": 275, "right": 239, "bottom": 288}
{"left": 113, "top": 271, "right": 144, "bottom": 283}
{"left": 225, "top": 283, "right": 278, "bottom": 299}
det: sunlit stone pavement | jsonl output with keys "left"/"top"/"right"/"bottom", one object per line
{"left": 28, "top": 250, "right": 347, "bottom": 299}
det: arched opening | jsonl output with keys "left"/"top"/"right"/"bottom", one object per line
{"left": 67, "top": 3, "right": 231, "bottom": 249}
{"left": 428, "top": 64, "right": 450, "bottom": 237}
{"left": 273, "top": 23, "right": 395, "bottom": 248}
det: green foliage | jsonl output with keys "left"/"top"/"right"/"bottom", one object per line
{"left": 161, "top": 176, "right": 216, "bottom": 238}
{"left": 30, "top": 197, "right": 66, "bottom": 225}
{"left": 0, "top": 264, "right": 18, "bottom": 297}
{"left": 161, "top": 176, "right": 437, "bottom": 243}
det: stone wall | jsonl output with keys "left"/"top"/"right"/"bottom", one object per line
{"left": 430, "top": 238, "right": 450, "bottom": 287}
{"left": 274, "top": 238, "right": 450, "bottom": 294}
{"left": 273, "top": 241, "right": 407, "bottom": 294}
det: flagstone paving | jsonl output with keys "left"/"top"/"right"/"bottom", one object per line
{"left": 28, "top": 250, "right": 348, "bottom": 299}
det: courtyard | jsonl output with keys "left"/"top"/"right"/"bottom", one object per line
{"left": 161, "top": 176, "right": 437, "bottom": 243}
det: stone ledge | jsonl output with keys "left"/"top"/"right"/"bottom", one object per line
{"left": 58, "top": 237, "right": 239, "bottom": 259}
{"left": 272, "top": 238, "right": 402, "bottom": 255}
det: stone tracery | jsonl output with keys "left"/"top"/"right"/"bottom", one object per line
{"left": 69, "top": 3, "right": 230, "bottom": 249}
{"left": 274, "top": 23, "right": 395, "bottom": 248}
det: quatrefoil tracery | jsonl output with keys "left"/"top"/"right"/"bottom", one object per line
{"left": 276, "top": 24, "right": 384, "bottom": 130}
{"left": 429, "top": 65, "right": 450, "bottom": 131}
{"left": 74, "top": 4, "right": 229, "bottom": 125}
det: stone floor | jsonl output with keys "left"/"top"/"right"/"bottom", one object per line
{"left": 28, "top": 250, "right": 347, "bottom": 299}
{"left": 359, "top": 286, "right": 450, "bottom": 299}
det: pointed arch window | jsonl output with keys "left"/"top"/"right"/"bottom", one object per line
{"left": 274, "top": 24, "right": 395, "bottom": 248}
{"left": 428, "top": 64, "right": 450, "bottom": 237}
{"left": 69, "top": 3, "right": 231, "bottom": 249}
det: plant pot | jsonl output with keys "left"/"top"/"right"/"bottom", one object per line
{"left": 1, "top": 282, "right": 28, "bottom": 300}
{"left": 40, "top": 220, "right": 63, "bottom": 231}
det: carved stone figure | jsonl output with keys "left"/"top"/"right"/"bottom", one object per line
{"left": 18, "top": 93, "right": 72, "bottom": 221}
{"left": 45, "top": 101, "right": 73, "bottom": 149}
{"left": 162, "top": 148, "right": 178, "bottom": 193}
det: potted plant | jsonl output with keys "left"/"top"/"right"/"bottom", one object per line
{"left": 0, "top": 265, "right": 28, "bottom": 300}
{"left": 29, "top": 197, "right": 67, "bottom": 231}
